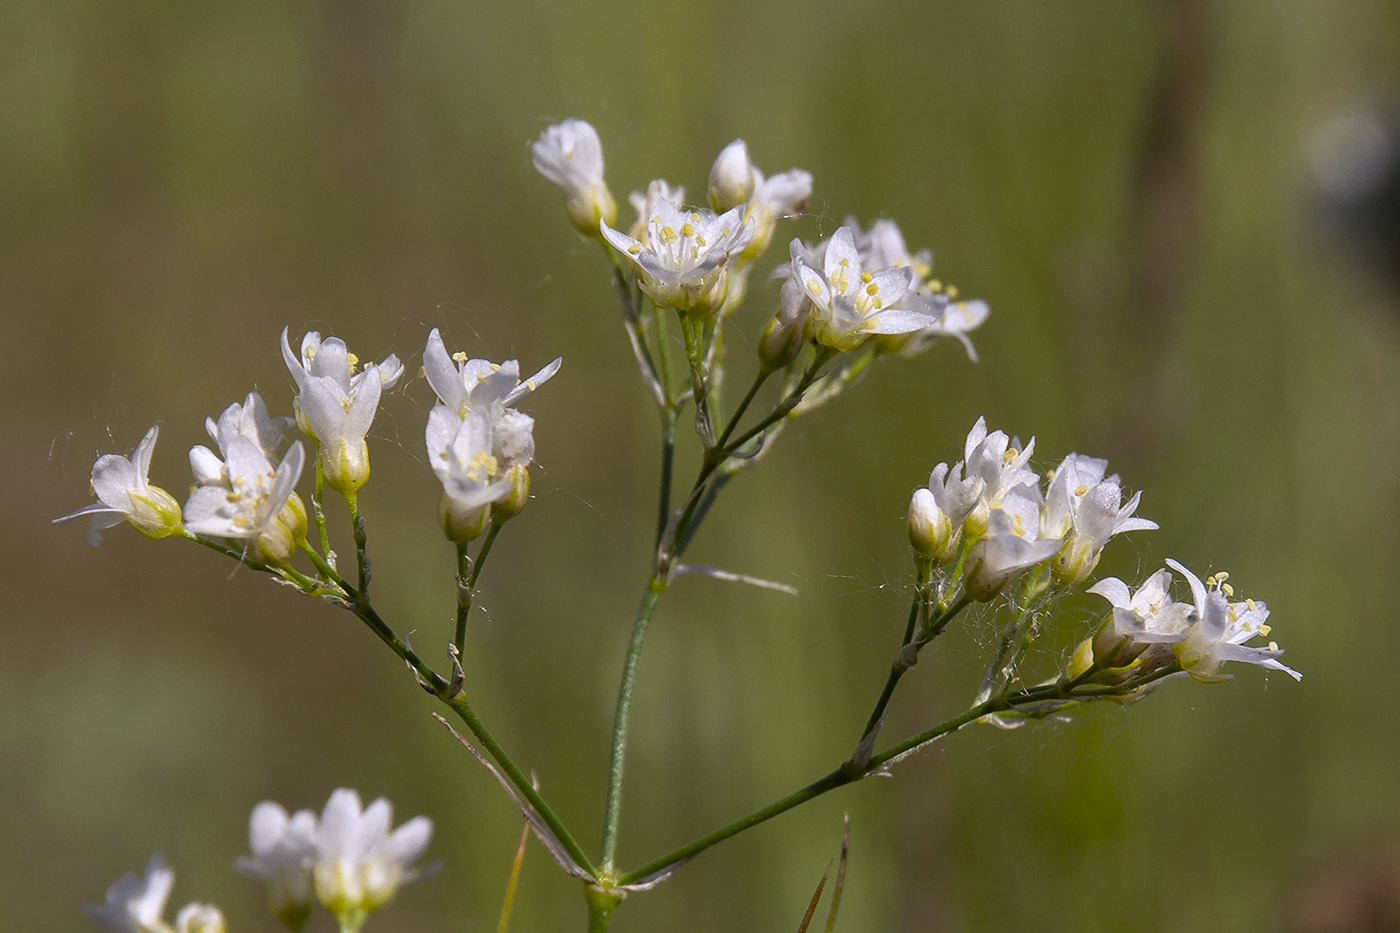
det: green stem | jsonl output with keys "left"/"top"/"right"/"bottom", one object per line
{"left": 655, "top": 409, "right": 678, "bottom": 547}
{"left": 600, "top": 577, "right": 667, "bottom": 872}
{"left": 186, "top": 533, "right": 325, "bottom": 594}
{"left": 455, "top": 543, "right": 472, "bottom": 651}
{"left": 618, "top": 666, "right": 1181, "bottom": 886}
{"left": 857, "top": 567, "right": 952, "bottom": 745}
{"left": 721, "top": 347, "right": 834, "bottom": 454}
{"left": 313, "top": 460, "right": 331, "bottom": 557}
{"left": 667, "top": 350, "right": 834, "bottom": 556}
{"left": 584, "top": 884, "right": 624, "bottom": 933}
{"left": 346, "top": 491, "right": 368, "bottom": 598}
{"left": 714, "top": 369, "right": 771, "bottom": 450}
{"left": 455, "top": 524, "right": 502, "bottom": 650}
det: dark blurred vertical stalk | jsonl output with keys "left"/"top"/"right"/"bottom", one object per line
{"left": 1120, "top": 0, "right": 1213, "bottom": 466}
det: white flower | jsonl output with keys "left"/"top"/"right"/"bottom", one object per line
{"left": 56, "top": 427, "right": 183, "bottom": 545}
{"left": 708, "top": 139, "right": 756, "bottom": 212}
{"left": 172, "top": 904, "right": 224, "bottom": 933}
{"left": 183, "top": 436, "right": 307, "bottom": 565}
{"left": 1042, "top": 453, "right": 1158, "bottom": 584}
{"left": 190, "top": 392, "right": 293, "bottom": 487}
{"left": 847, "top": 216, "right": 932, "bottom": 277}
{"left": 844, "top": 217, "right": 989, "bottom": 360}
{"left": 532, "top": 118, "right": 617, "bottom": 234}
{"left": 959, "top": 417, "right": 1038, "bottom": 537}
{"left": 602, "top": 199, "right": 754, "bottom": 316}
{"left": 281, "top": 328, "right": 402, "bottom": 495}
{"left": 422, "top": 328, "right": 560, "bottom": 420}
{"left": 964, "top": 485, "right": 1062, "bottom": 600}
{"left": 627, "top": 179, "right": 686, "bottom": 240}
{"left": 427, "top": 406, "right": 514, "bottom": 541}
{"left": 236, "top": 801, "right": 319, "bottom": 931}
{"left": 788, "top": 226, "right": 930, "bottom": 351}
{"left": 1168, "top": 560, "right": 1301, "bottom": 683}
{"left": 422, "top": 329, "right": 558, "bottom": 536}
{"left": 1077, "top": 570, "right": 1194, "bottom": 675}
{"left": 314, "top": 788, "right": 433, "bottom": 924}
{"left": 85, "top": 855, "right": 175, "bottom": 933}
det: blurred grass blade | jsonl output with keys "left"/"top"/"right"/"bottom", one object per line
{"left": 824, "top": 814, "right": 851, "bottom": 933}
{"left": 797, "top": 861, "right": 832, "bottom": 933}
{"left": 496, "top": 773, "right": 539, "bottom": 933}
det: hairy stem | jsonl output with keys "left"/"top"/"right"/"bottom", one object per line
{"left": 600, "top": 578, "right": 667, "bottom": 872}
{"left": 455, "top": 524, "right": 501, "bottom": 650}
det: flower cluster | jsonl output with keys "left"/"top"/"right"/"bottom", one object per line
{"left": 422, "top": 328, "right": 560, "bottom": 541}
{"left": 58, "top": 328, "right": 559, "bottom": 558}
{"left": 86, "top": 855, "right": 224, "bottom": 933}
{"left": 236, "top": 788, "right": 433, "bottom": 932}
{"left": 1074, "top": 559, "right": 1301, "bottom": 685}
{"left": 908, "top": 416, "right": 1155, "bottom": 596}
{"left": 907, "top": 417, "right": 1298, "bottom": 684}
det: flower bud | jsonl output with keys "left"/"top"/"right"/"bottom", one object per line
{"left": 254, "top": 492, "right": 308, "bottom": 566}
{"left": 758, "top": 275, "right": 811, "bottom": 372}
{"left": 493, "top": 464, "right": 530, "bottom": 521}
{"left": 322, "top": 438, "right": 370, "bottom": 497}
{"left": 175, "top": 903, "right": 227, "bottom": 933}
{"left": 127, "top": 485, "right": 185, "bottom": 540}
{"left": 1052, "top": 532, "right": 1102, "bottom": 587}
{"left": 906, "top": 488, "right": 951, "bottom": 561}
{"left": 439, "top": 492, "right": 488, "bottom": 543}
{"left": 708, "top": 139, "right": 755, "bottom": 212}
{"left": 531, "top": 119, "right": 618, "bottom": 236}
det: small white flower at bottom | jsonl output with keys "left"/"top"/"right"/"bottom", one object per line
{"left": 236, "top": 801, "right": 319, "bottom": 931}
{"left": 313, "top": 788, "right": 434, "bottom": 929}
{"left": 86, "top": 855, "right": 174, "bottom": 933}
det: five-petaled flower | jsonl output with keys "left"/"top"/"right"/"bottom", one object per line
{"left": 602, "top": 199, "right": 755, "bottom": 316}
{"left": 787, "top": 226, "right": 931, "bottom": 351}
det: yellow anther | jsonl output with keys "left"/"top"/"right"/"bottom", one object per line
{"left": 838, "top": 257, "right": 850, "bottom": 266}
{"left": 1075, "top": 485, "right": 1088, "bottom": 497}
{"left": 680, "top": 223, "right": 695, "bottom": 237}
{"left": 689, "top": 212, "right": 701, "bottom": 223}
{"left": 660, "top": 226, "right": 678, "bottom": 243}
{"left": 809, "top": 282, "right": 822, "bottom": 296}
{"left": 866, "top": 282, "right": 879, "bottom": 295}
{"left": 346, "top": 352, "right": 360, "bottom": 372}
{"left": 929, "top": 279, "right": 943, "bottom": 292}
{"left": 628, "top": 244, "right": 641, "bottom": 255}
{"left": 1003, "top": 448, "right": 1018, "bottom": 465}
{"left": 1259, "top": 624, "right": 1271, "bottom": 636}
{"left": 860, "top": 271, "right": 873, "bottom": 283}
{"left": 691, "top": 247, "right": 699, "bottom": 258}
{"left": 452, "top": 351, "right": 469, "bottom": 362}
{"left": 957, "top": 301, "right": 968, "bottom": 310}
{"left": 1228, "top": 608, "right": 1238, "bottom": 622}
{"left": 872, "top": 297, "right": 882, "bottom": 309}
{"left": 945, "top": 285, "right": 959, "bottom": 299}
{"left": 1267, "top": 641, "right": 1279, "bottom": 651}
{"left": 1222, "top": 583, "right": 1234, "bottom": 597}
{"left": 1216, "top": 571, "right": 1230, "bottom": 582}
{"left": 696, "top": 235, "right": 707, "bottom": 246}
{"left": 305, "top": 346, "right": 318, "bottom": 360}
{"left": 1246, "top": 598, "right": 1257, "bottom": 611}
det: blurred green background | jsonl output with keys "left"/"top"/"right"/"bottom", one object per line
{"left": 5, "top": 0, "right": 1400, "bottom": 930}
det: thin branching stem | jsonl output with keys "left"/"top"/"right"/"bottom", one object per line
{"left": 617, "top": 666, "right": 1180, "bottom": 885}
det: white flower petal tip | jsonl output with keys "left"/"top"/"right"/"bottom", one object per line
{"left": 85, "top": 854, "right": 175, "bottom": 933}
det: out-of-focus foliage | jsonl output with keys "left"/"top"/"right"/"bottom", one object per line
{"left": 5, "top": 0, "right": 1400, "bottom": 930}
